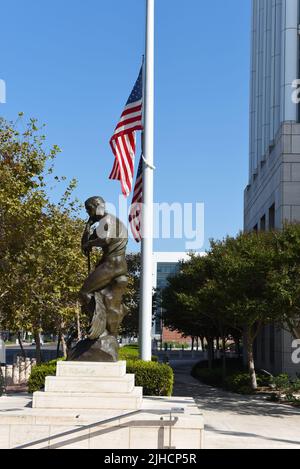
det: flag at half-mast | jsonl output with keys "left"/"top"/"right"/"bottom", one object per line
{"left": 109, "top": 66, "right": 143, "bottom": 197}
{"left": 129, "top": 155, "right": 143, "bottom": 242}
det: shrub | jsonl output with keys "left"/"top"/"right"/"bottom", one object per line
{"left": 224, "top": 373, "right": 253, "bottom": 394}
{"left": 119, "top": 345, "right": 158, "bottom": 362}
{"left": 192, "top": 359, "right": 273, "bottom": 395}
{"left": 126, "top": 360, "right": 173, "bottom": 396}
{"left": 28, "top": 362, "right": 57, "bottom": 393}
{"left": 272, "top": 374, "right": 290, "bottom": 391}
{"left": 270, "top": 374, "right": 300, "bottom": 401}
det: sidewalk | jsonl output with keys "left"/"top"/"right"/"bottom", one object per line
{"left": 170, "top": 359, "right": 300, "bottom": 449}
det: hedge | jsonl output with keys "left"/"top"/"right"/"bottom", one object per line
{"left": 119, "top": 345, "right": 158, "bottom": 362}
{"left": 191, "top": 359, "right": 271, "bottom": 395}
{"left": 28, "top": 358, "right": 173, "bottom": 396}
{"left": 126, "top": 360, "right": 173, "bottom": 396}
{"left": 28, "top": 362, "right": 57, "bottom": 393}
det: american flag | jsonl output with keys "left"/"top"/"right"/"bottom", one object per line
{"left": 109, "top": 66, "right": 143, "bottom": 197}
{"left": 129, "top": 155, "right": 143, "bottom": 242}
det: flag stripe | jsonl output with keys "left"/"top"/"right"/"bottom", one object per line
{"left": 129, "top": 155, "right": 143, "bottom": 242}
{"left": 109, "top": 66, "right": 143, "bottom": 197}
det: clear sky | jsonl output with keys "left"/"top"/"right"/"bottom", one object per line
{"left": 0, "top": 0, "right": 251, "bottom": 253}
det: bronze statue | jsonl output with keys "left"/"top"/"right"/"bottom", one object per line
{"left": 67, "top": 196, "right": 129, "bottom": 362}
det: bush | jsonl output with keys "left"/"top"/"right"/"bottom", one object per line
{"left": 270, "top": 374, "right": 300, "bottom": 401}
{"left": 119, "top": 345, "right": 158, "bottom": 362}
{"left": 126, "top": 360, "right": 173, "bottom": 396}
{"left": 224, "top": 373, "right": 253, "bottom": 394}
{"left": 28, "top": 362, "right": 57, "bottom": 393}
{"left": 192, "top": 359, "right": 273, "bottom": 395}
{"left": 28, "top": 357, "right": 172, "bottom": 396}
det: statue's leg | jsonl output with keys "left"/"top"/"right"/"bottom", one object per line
{"left": 79, "top": 260, "right": 126, "bottom": 305}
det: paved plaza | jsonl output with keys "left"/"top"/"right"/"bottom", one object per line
{"left": 171, "top": 360, "right": 300, "bottom": 449}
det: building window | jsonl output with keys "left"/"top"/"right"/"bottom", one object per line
{"left": 269, "top": 204, "right": 275, "bottom": 230}
{"left": 260, "top": 215, "right": 266, "bottom": 232}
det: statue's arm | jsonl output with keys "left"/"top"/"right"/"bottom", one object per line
{"left": 81, "top": 219, "right": 96, "bottom": 255}
{"left": 82, "top": 217, "right": 113, "bottom": 251}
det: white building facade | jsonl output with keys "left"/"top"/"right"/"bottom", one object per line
{"left": 245, "top": 0, "right": 300, "bottom": 375}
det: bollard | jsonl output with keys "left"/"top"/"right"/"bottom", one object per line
{"left": 5, "top": 365, "right": 13, "bottom": 386}
{"left": 12, "top": 364, "right": 19, "bottom": 385}
{"left": 25, "top": 358, "right": 31, "bottom": 382}
{"left": 1, "top": 366, "right": 6, "bottom": 388}
{"left": 19, "top": 360, "right": 26, "bottom": 384}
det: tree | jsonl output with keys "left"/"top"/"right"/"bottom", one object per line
{"left": 162, "top": 256, "right": 219, "bottom": 367}
{"left": 207, "top": 232, "right": 279, "bottom": 390}
{"left": 121, "top": 253, "right": 141, "bottom": 337}
{"left": 267, "top": 224, "right": 300, "bottom": 340}
{"left": 162, "top": 232, "right": 282, "bottom": 390}
{"left": 0, "top": 116, "right": 86, "bottom": 361}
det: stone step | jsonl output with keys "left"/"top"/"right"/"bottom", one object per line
{"left": 45, "top": 375, "right": 135, "bottom": 394}
{"left": 32, "top": 387, "right": 143, "bottom": 410}
{"left": 56, "top": 361, "right": 126, "bottom": 378}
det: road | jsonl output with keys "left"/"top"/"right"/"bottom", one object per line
{"left": 3, "top": 344, "right": 61, "bottom": 365}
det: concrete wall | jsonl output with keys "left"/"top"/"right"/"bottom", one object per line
{"left": 254, "top": 326, "right": 300, "bottom": 377}
{"left": 245, "top": 123, "right": 300, "bottom": 231}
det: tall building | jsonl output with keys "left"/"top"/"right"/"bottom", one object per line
{"left": 244, "top": 0, "right": 300, "bottom": 375}
{"left": 152, "top": 252, "right": 190, "bottom": 343}
{"left": 152, "top": 252, "right": 205, "bottom": 344}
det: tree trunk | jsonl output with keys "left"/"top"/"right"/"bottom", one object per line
{"left": 222, "top": 335, "right": 227, "bottom": 382}
{"left": 246, "top": 328, "right": 257, "bottom": 390}
{"left": 234, "top": 337, "right": 241, "bottom": 357}
{"left": 61, "top": 335, "right": 68, "bottom": 359}
{"left": 56, "top": 331, "right": 61, "bottom": 359}
{"left": 17, "top": 332, "right": 27, "bottom": 359}
{"left": 207, "top": 337, "right": 214, "bottom": 370}
{"left": 34, "top": 331, "right": 42, "bottom": 365}
{"left": 191, "top": 337, "right": 194, "bottom": 351}
{"left": 200, "top": 337, "right": 205, "bottom": 351}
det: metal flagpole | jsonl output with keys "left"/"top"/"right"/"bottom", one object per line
{"left": 139, "top": 0, "right": 155, "bottom": 361}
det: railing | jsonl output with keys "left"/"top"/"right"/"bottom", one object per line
{"left": 14, "top": 407, "right": 185, "bottom": 450}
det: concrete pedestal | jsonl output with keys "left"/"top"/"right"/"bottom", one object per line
{"left": 0, "top": 361, "right": 204, "bottom": 449}
{"left": 33, "top": 361, "right": 142, "bottom": 411}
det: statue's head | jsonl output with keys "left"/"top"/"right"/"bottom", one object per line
{"left": 85, "top": 196, "right": 106, "bottom": 221}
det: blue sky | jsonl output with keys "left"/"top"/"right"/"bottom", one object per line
{"left": 0, "top": 0, "right": 251, "bottom": 253}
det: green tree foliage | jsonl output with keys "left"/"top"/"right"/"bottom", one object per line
{"left": 208, "top": 233, "right": 278, "bottom": 390}
{"left": 121, "top": 253, "right": 140, "bottom": 336}
{"left": 267, "top": 224, "right": 300, "bottom": 340}
{"left": 162, "top": 231, "right": 293, "bottom": 391}
{"left": 0, "top": 116, "right": 86, "bottom": 361}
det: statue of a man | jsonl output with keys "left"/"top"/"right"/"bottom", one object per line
{"left": 68, "top": 196, "right": 129, "bottom": 362}
{"left": 80, "top": 196, "right": 128, "bottom": 307}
